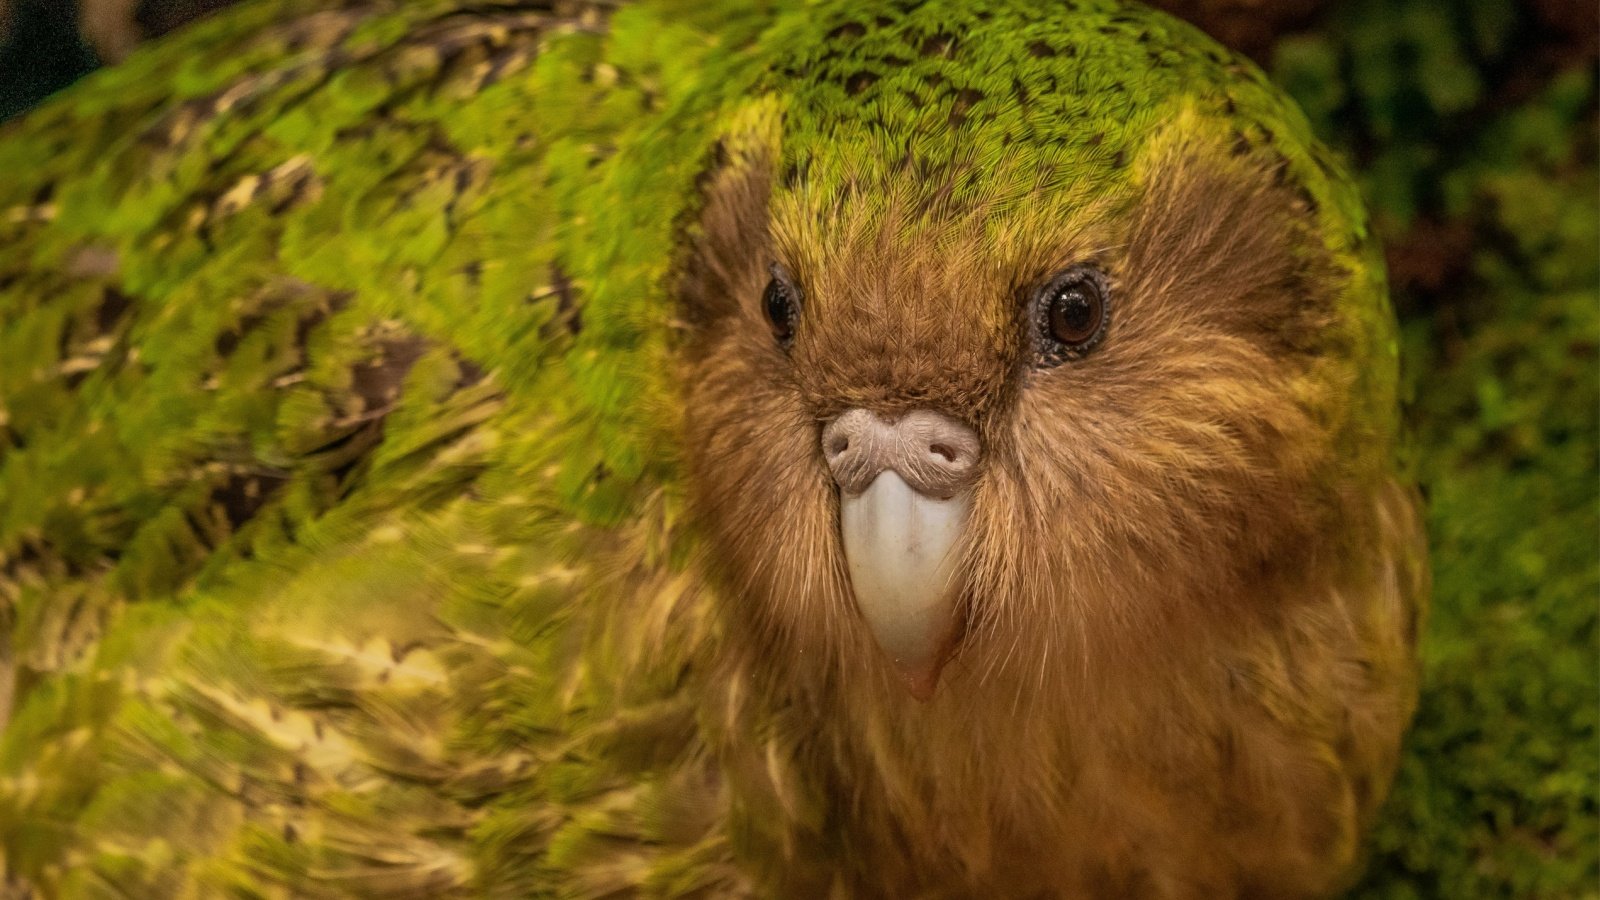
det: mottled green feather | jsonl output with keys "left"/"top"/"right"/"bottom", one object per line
{"left": 0, "top": 3, "right": 761, "bottom": 894}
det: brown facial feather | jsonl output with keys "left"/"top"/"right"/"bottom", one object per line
{"left": 676, "top": 112, "right": 1415, "bottom": 896}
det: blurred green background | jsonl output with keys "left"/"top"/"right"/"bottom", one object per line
{"left": 2, "top": 0, "right": 1596, "bottom": 896}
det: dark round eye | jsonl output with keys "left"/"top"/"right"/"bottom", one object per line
{"left": 763, "top": 263, "right": 801, "bottom": 348}
{"left": 1033, "top": 265, "right": 1110, "bottom": 364}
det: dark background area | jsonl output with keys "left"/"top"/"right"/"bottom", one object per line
{"left": 0, "top": 1, "right": 1596, "bottom": 896}
{"left": 0, "top": 0, "right": 238, "bottom": 120}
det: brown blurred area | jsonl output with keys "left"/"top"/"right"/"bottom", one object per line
{"left": 1151, "top": 0, "right": 1330, "bottom": 61}
{"left": 63, "top": 0, "right": 239, "bottom": 62}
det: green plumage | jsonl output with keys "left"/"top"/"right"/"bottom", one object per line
{"left": 2, "top": 4, "right": 747, "bottom": 894}
{"left": 0, "top": 1, "right": 1416, "bottom": 896}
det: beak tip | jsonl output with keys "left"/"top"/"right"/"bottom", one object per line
{"left": 839, "top": 473, "right": 970, "bottom": 703}
{"left": 895, "top": 658, "right": 947, "bottom": 702}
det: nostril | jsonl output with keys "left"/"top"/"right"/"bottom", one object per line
{"left": 821, "top": 410, "right": 880, "bottom": 491}
{"left": 823, "top": 407, "right": 980, "bottom": 494}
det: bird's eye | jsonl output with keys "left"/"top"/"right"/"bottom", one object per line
{"left": 1033, "top": 265, "right": 1110, "bottom": 364}
{"left": 763, "top": 263, "right": 802, "bottom": 348}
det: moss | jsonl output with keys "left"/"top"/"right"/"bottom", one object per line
{"left": 1268, "top": 1, "right": 1598, "bottom": 895}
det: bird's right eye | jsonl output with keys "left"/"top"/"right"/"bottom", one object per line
{"left": 763, "top": 263, "right": 802, "bottom": 348}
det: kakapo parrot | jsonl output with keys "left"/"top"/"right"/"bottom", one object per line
{"left": 0, "top": 0, "right": 1429, "bottom": 896}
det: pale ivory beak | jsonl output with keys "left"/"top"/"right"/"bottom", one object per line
{"left": 839, "top": 472, "right": 970, "bottom": 699}
{"left": 823, "top": 408, "right": 980, "bottom": 700}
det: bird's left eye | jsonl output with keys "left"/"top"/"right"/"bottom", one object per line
{"left": 1032, "top": 264, "right": 1111, "bottom": 365}
{"left": 763, "top": 263, "right": 802, "bottom": 348}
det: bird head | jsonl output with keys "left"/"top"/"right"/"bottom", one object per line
{"left": 678, "top": 3, "right": 1396, "bottom": 707}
